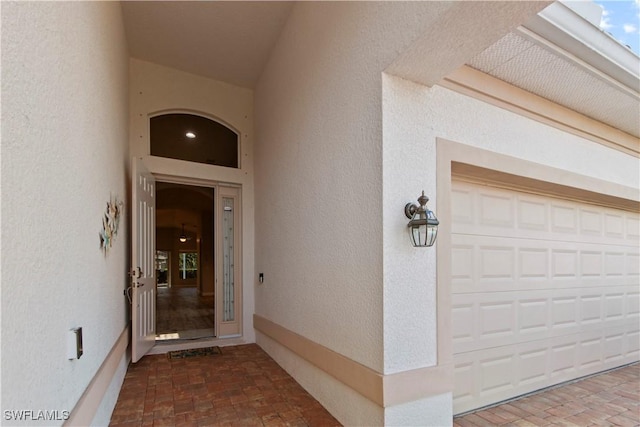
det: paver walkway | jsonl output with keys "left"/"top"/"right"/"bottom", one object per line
{"left": 111, "top": 344, "right": 638, "bottom": 427}
{"left": 454, "top": 363, "right": 639, "bottom": 427}
{"left": 109, "top": 344, "right": 341, "bottom": 427}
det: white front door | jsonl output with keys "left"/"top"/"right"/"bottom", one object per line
{"left": 131, "top": 157, "right": 156, "bottom": 362}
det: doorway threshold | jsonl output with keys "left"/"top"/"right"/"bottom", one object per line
{"left": 156, "top": 328, "right": 215, "bottom": 341}
{"left": 148, "top": 335, "right": 248, "bottom": 355}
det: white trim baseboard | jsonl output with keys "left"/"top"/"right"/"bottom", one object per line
{"left": 64, "top": 326, "right": 130, "bottom": 427}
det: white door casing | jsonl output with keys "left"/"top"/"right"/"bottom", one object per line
{"left": 452, "top": 179, "right": 640, "bottom": 414}
{"left": 131, "top": 157, "right": 156, "bottom": 362}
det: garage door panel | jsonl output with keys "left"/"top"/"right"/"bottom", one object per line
{"left": 518, "top": 199, "right": 548, "bottom": 231}
{"left": 480, "top": 246, "right": 515, "bottom": 279}
{"left": 604, "top": 293, "right": 625, "bottom": 320}
{"left": 580, "top": 209, "right": 603, "bottom": 236}
{"left": 453, "top": 330, "right": 638, "bottom": 414}
{"left": 452, "top": 187, "right": 475, "bottom": 225}
{"left": 453, "top": 286, "right": 637, "bottom": 354}
{"left": 627, "top": 292, "right": 640, "bottom": 317}
{"left": 452, "top": 181, "right": 639, "bottom": 245}
{"left": 480, "top": 192, "right": 514, "bottom": 228}
{"left": 605, "top": 213, "right": 625, "bottom": 238}
{"left": 628, "top": 254, "right": 640, "bottom": 276}
{"left": 519, "top": 348, "right": 547, "bottom": 385}
{"left": 453, "top": 362, "right": 475, "bottom": 408}
{"left": 519, "top": 298, "right": 547, "bottom": 332}
{"left": 580, "top": 294, "right": 603, "bottom": 324}
{"left": 550, "top": 342, "right": 578, "bottom": 377}
{"left": 520, "top": 249, "right": 548, "bottom": 278}
{"left": 626, "top": 216, "right": 639, "bottom": 240}
{"left": 551, "top": 250, "right": 579, "bottom": 278}
{"left": 452, "top": 303, "right": 474, "bottom": 344}
{"left": 452, "top": 236, "right": 634, "bottom": 294}
{"left": 479, "top": 301, "right": 516, "bottom": 338}
{"left": 452, "top": 180, "right": 639, "bottom": 415}
{"left": 578, "top": 335, "right": 603, "bottom": 369}
{"left": 627, "top": 331, "right": 639, "bottom": 354}
{"left": 550, "top": 203, "right": 578, "bottom": 234}
{"left": 479, "top": 355, "right": 515, "bottom": 394}
{"left": 551, "top": 296, "right": 579, "bottom": 327}
{"left": 581, "top": 251, "right": 603, "bottom": 276}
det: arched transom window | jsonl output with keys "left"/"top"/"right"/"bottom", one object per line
{"left": 150, "top": 113, "right": 239, "bottom": 168}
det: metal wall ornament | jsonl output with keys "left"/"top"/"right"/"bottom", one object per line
{"left": 100, "top": 195, "right": 124, "bottom": 255}
{"left": 404, "top": 191, "right": 439, "bottom": 247}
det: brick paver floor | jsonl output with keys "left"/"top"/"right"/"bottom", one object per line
{"left": 454, "top": 363, "right": 639, "bottom": 427}
{"left": 109, "top": 344, "right": 341, "bottom": 427}
{"left": 111, "top": 343, "right": 638, "bottom": 427}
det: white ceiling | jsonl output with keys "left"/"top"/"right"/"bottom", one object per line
{"left": 121, "top": 1, "right": 293, "bottom": 88}
{"left": 121, "top": 1, "right": 639, "bottom": 138}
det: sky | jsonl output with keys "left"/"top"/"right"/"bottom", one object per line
{"left": 594, "top": 0, "right": 640, "bottom": 55}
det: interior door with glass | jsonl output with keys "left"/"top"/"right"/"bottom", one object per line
{"left": 215, "top": 186, "right": 242, "bottom": 337}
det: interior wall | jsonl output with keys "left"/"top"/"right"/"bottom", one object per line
{"left": 129, "top": 59, "right": 255, "bottom": 342}
{"left": 1, "top": 2, "right": 130, "bottom": 425}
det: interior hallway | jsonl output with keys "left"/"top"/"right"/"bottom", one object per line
{"left": 156, "top": 287, "right": 214, "bottom": 337}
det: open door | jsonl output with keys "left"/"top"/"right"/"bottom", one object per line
{"left": 215, "top": 186, "right": 242, "bottom": 337}
{"left": 131, "top": 157, "right": 156, "bottom": 362}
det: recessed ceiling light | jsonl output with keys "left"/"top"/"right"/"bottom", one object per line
{"left": 185, "top": 132, "right": 196, "bottom": 139}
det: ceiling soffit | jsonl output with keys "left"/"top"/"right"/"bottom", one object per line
{"left": 121, "top": 1, "right": 638, "bottom": 139}
{"left": 121, "top": 1, "right": 293, "bottom": 88}
{"left": 467, "top": 29, "right": 640, "bottom": 137}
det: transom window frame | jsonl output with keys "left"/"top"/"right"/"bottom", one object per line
{"left": 148, "top": 109, "right": 242, "bottom": 169}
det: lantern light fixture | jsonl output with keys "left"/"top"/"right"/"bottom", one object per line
{"left": 404, "top": 191, "right": 439, "bottom": 247}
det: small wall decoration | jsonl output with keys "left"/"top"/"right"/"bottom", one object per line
{"left": 100, "top": 195, "right": 124, "bottom": 255}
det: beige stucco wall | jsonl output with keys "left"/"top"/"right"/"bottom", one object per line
{"left": 1, "top": 2, "right": 130, "bottom": 425}
{"left": 252, "top": 3, "right": 636, "bottom": 422}
{"left": 252, "top": 2, "right": 452, "bottom": 425}
{"left": 252, "top": 1, "right": 560, "bottom": 425}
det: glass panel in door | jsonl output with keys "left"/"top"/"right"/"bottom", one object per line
{"left": 216, "top": 186, "right": 241, "bottom": 337}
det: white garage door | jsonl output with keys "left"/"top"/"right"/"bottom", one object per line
{"left": 451, "top": 179, "right": 640, "bottom": 415}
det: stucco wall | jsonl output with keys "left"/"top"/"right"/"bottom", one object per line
{"left": 1, "top": 2, "right": 129, "bottom": 425}
{"left": 252, "top": 2, "right": 549, "bottom": 424}
{"left": 129, "top": 59, "right": 256, "bottom": 342}
{"left": 253, "top": 0, "right": 448, "bottom": 377}
{"left": 251, "top": 2, "right": 465, "bottom": 424}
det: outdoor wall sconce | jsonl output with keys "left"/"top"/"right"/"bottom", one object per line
{"left": 404, "top": 191, "right": 439, "bottom": 247}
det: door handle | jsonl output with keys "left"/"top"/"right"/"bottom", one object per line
{"left": 128, "top": 267, "right": 144, "bottom": 278}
